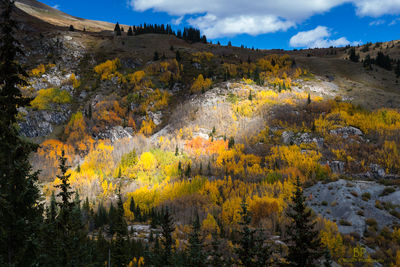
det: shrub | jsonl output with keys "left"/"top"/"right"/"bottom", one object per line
{"left": 380, "top": 187, "right": 396, "bottom": 196}
{"left": 361, "top": 192, "right": 371, "bottom": 201}
{"left": 339, "top": 219, "right": 352, "bottom": 226}
{"left": 30, "top": 88, "right": 71, "bottom": 110}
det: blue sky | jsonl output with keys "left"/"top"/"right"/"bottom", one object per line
{"left": 40, "top": 0, "right": 400, "bottom": 50}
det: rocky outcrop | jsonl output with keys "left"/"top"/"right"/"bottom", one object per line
{"left": 305, "top": 179, "right": 400, "bottom": 237}
{"left": 19, "top": 105, "right": 71, "bottom": 137}
{"left": 281, "top": 131, "right": 324, "bottom": 147}
{"left": 330, "top": 126, "right": 363, "bottom": 139}
{"left": 95, "top": 126, "right": 134, "bottom": 143}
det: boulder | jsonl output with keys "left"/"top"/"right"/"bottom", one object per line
{"left": 281, "top": 131, "right": 294, "bottom": 144}
{"left": 330, "top": 126, "right": 363, "bottom": 139}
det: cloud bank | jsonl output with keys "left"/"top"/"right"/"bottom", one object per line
{"left": 128, "top": 0, "right": 400, "bottom": 38}
{"left": 289, "top": 26, "right": 359, "bottom": 48}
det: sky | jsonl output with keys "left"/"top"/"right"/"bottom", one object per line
{"left": 40, "top": 0, "right": 400, "bottom": 50}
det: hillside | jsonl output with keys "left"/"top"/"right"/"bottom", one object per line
{"left": 6, "top": 0, "right": 400, "bottom": 265}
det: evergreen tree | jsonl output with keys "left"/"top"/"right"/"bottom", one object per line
{"left": 153, "top": 51, "right": 159, "bottom": 61}
{"left": 235, "top": 199, "right": 257, "bottom": 267}
{"left": 307, "top": 93, "right": 311, "bottom": 104}
{"left": 114, "top": 22, "right": 121, "bottom": 36}
{"left": 39, "top": 192, "right": 60, "bottom": 266}
{"left": 175, "top": 145, "right": 179, "bottom": 156}
{"left": 55, "top": 150, "right": 86, "bottom": 266}
{"left": 127, "top": 26, "right": 133, "bottom": 36}
{"left": 395, "top": 60, "right": 400, "bottom": 78}
{"left": 228, "top": 137, "right": 235, "bottom": 149}
{"left": 161, "top": 207, "right": 175, "bottom": 266}
{"left": 185, "top": 163, "right": 191, "bottom": 177}
{"left": 69, "top": 25, "right": 74, "bottom": 31}
{"left": 112, "top": 191, "right": 128, "bottom": 267}
{"left": 248, "top": 90, "right": 252, "bottom": 101}
{"left": 176, "top": 50, "right": 181, "bottom": 62}
{"left": 0, "top": 1, "right": 43, "bottom": 263}
{"left": 348, "top": 47, "right": 359, "bottom": 62}
{"left": 187, "top": 213, "right": 205, "bottom": 266}
{"left": 285, "top": 177, "right": 323, "bottom": 267}
{"left": 208, "top": 232, "right": 224, "bottom": 267}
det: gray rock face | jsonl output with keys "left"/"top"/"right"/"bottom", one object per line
{"left": 281, "top": 131, "right": 294, "bottom": 144}
{"left": 369, "top": 164, "right": 385, "bottom": 178}
{"left": 305, "top": 179, "right": 400, "bottom": 237}
{"left": 328, "top": 160, "right": 346, "bottom": 174}
{"left": 281, "top": 131, "right": 324, "bottom": 147}
{"left": 330, "top": 126, "right": 363, "bottom": 139}
{"left": 96, "top": 126, "right": 133, "bottom": 143}
{"left": 19, "top": 105, "right": 71, "bottom": 137}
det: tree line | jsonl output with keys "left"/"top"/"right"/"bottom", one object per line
{"left": 114, "top": 22, "right": 207, "bottom": 44}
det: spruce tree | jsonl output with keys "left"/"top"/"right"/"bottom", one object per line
{"left": 235, "top": 199, "right": 257, "bottom": 267}
{"left": 187, "top": 213, "right": 205, "bottom": 266}
{"left": 161, "top": 206, "right": 175, "bottom": 266}
{"left": 285, "top": 177, "right": 323, "bottom": 266}
{"left": 114, "top": 22, "right": 121, "bottom": 36}
{"left": 153, "top": 51, "right": 159, "bottom": 61}
{"left": 127, "top": 26, "right": 133, "bottom": 36}
{"left": 112, "top": 192, "right": 128, "bottom": 267}
{"left": 208, "top": 232, "right": 224, "bottom": 267}
{"left": 0, "top": 1, "right": 43, "bottom": 264}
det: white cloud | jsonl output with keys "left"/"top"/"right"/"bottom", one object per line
{"left": 289, "top": 26, "right": 358, "bottom": 48}
{"left": 354, "top": 0, "right": 400, "bottom": 17}
{"left": 127, "top": 0, "right": 400, "bottom": 38}
{"left": 172, "top": 16, "right": 184, "bottom": 25}
{"left": 389, "top": 17, "right": 400, "bottom": 25}
{"left": 369, "top": 19, "right": 385, "bottom": 26}
{"left": 52, "top": 4, "right": 60, "bottom": 10}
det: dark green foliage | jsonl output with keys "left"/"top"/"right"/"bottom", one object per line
{"left": 153, "top": 51, "right": 159, "bottom": 61}
{"left": 114, "top": 22, "right": 121, "bottom": 36}
{"left": 208, "top": 232, "right": 224, "bottom": 267}
{"left": 235, "top": 200, "right": 257, "bottom": 267}
{"left": 112, "top": 192, "right": 128, "bottom": 267}
{"left": 55, "top": 151, "right": 89, "bottom": 266}
{"left": 395, "top": 60, "right": 400, "bottom": 78}
{"left": 175, "top": 145, "right": 179, "bottom": 156}
{"left": 248, "top": 90, "right": 252, "bottom": 101}
{"left": 185, "top": 163, "right": 191, "bottom": 177}
{"left": 228, "top": 137, "right": 235, "bottom": 149}
{"left": 375, "top": 52, "right": 392, "bottom": 70}
{"left": 307, "top": 93, "right": 311, "bottom": 104}
{"left": 127, "top": 26, "right": 133, "bottom": 36}
{"left": 187, "top": 213, "right": 205, "bottom": 266}
{"left": 0, "top": 1, "right": 43, "bottom": 264}
{"left": 176, "top": 50, "right": 181, "bottom": 62}
{"left": 161, "top": 206, "right": 175, "bottom": 266}
{"left": 285, "top": 177, "right": 323, "bottom": 266}
{"left": 69, "top": 25, "right": 74, "bottom": 31}
{"left": 348, "top": 48, "right": 359, "bottom": 62}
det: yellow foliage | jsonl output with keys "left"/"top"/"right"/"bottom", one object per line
{"left": 94, "top": 58, "right": 121, "bottom": 81}
{"left": 221, "top": 196, "right": 242, "bottom": 225}
{"left": 192, "top": 52, "right": 214, "bottom": 63}
{"left": 137, "top": 152, "right": 157, "bottom": 172}
{"left": 139, "top": 118, "right": 156, "bottom": 136}
{"left": 202, "top": 213, "right": 220, "bottom": 234}
{"left": 70, "top": 73, "right": 80, "bottom": 89}
{"left": 191, "top": 74, "right": 212, "bottom": 93}
{"left": 30, "top": 88, "right": 71, "bottom": 110}
{"left": 320, "top": 218, "right": 345, "bottom": 259}
{"left": 29, "top": 64, "right": 46, "bottom": 77}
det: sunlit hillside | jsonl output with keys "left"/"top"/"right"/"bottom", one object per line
{"left": 2, "top": 0, "right": 400, "bottom": 266}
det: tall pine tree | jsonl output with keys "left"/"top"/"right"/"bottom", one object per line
{"left": 187, "top": 213, "right": 205, "bottom": 267}
{"left": 285, "top": 177, "right": 323, "bottom": 266}
{"left": 0, "top": 0, "right": 43, "bottom": 265}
